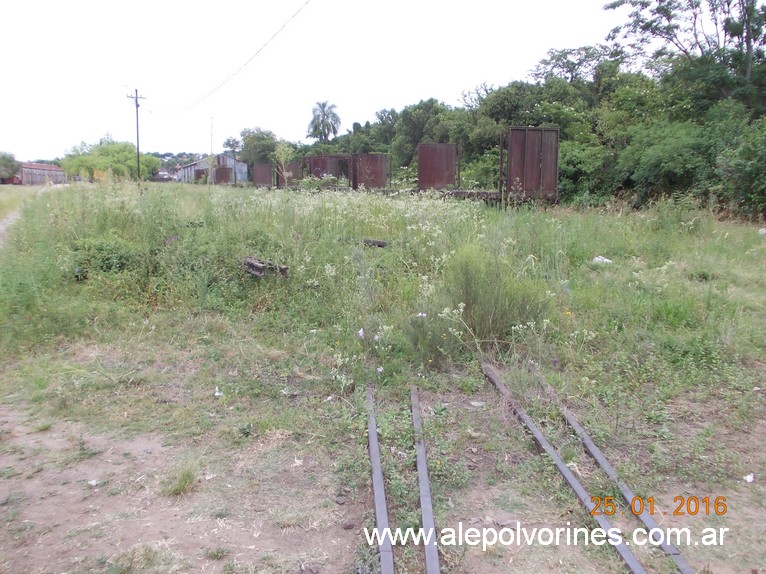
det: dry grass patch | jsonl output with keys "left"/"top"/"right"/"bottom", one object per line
{"left": 106, "top": 541, "right": 190, "bottom": 573}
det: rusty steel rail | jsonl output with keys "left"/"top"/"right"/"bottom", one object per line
{"left": 410, "top": 387, "right": 441, "bottom": 574}
{"left": 365, "top": 387, "right": 442, "bottom": 574}
{"left": 531, "top": 377, "right": 695, "bottom": 574}
{"left": 483, "top": 364, "right": 648, "bottom": 574}
{"left": 365, "top": 387, "right": 395, "bottom": 574}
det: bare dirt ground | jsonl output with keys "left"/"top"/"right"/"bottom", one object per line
{"left": 0, "top": 205, "right": 22, "bottom": 245}
{"left": 0, "top": 405, "right": 362, "bottom": 574}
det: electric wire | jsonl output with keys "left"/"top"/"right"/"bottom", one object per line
{"left": 183, "top": 0, "right": 313, "bottom": 110}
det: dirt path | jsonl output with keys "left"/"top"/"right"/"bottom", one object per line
{"left": 0, "top": 185, "right": 62, "bottom": 247}
{"left": 0, "top": 206, "right": 22, "bottom": 247}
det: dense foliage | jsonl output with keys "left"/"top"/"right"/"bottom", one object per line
{"left": 61, "top": 139, "right": 161, "bottom": 181}
{"left": 0, "top": 152, "right": 21, "bottom": 180}
{"left": 216, "top": 1, "right": 766, "bottom": 213}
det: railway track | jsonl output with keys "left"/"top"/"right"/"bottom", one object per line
{"left": 364, "top": 365, "right": 695, "bottom": 574}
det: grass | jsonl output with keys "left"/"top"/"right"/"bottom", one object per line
{"left": 0, "top": 183, "right": 764, "bottom": 572}
{"left": 161, "top": 459, "right": 199, "bottom": 496}
{"left": 0, "top": 185, "right": 39, "bottom": 220}
{"left": 204, "top": 546, "right": 230, "bottom": 560}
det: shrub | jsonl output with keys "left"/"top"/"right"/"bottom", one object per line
{"left": 716, "top": 118, "right": 766, "bottom": 215}
{"left": 442, "top": 244, "right": 550, "bottom": 345}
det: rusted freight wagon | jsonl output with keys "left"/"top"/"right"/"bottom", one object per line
{"left": 506, "top": 127, "right": 559, "bottom": 202}
{"left": 417, "top": 144, "right": 457, "bottom": 190}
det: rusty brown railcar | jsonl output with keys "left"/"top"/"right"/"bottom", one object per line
{"left": 506, "top": 127, "right": 559, "bottom": 202}
{"left": 417, "top": 143, "right": 457, "bottom": 190}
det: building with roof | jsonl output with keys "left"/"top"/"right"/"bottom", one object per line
{"left": 176, "top": 154, "right": 247, "bottom": 185}
{"left": 2, "top": 163, "right": 67, "bottom": 185}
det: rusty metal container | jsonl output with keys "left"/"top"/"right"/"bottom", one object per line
{"left": 214, "top": 167, "right": 231, "bottom": 184}
{"left": 506, "top": 127, "right": 559, "bottom": 201}
{"left": 417, "top": 144, "right": 457, "bottom": 190}
{"left": 252, "top": 163, "right": 273, "bottom": 187}
{"left": 352, "top": 154, "right": 388, "bottom": 189}
{"left": 276, "top": 161, "right": 303, "bottom": 187}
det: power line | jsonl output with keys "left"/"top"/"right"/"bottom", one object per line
{"left": 185, "top": 0, "right": 313, "bottom": 110}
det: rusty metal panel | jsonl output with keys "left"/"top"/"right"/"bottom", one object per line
{"left": 215, "top": 167, "right": 231, "bottom": 184}
{"left": 308, "top": 156, "right": 336, "bottom": 178}
{"left": 353, "top": 154, "right": 388, "bottom": 189}
{"left": 541, "top": 130, "right": 559, "bottom": 200}
{"left": 506, "top": 127, "right": 559, "bottom": 201}
{"left": 252, "top": 163, "right": 273, "bottom": 187}
{"left": 418, "top": 143, "right": 456, "bottom": 190}
{"left": 523, "top": 129, "right": 542, "bottom": 192}
{"left": 277, "top": 161, "right": 303, "bottom": 187}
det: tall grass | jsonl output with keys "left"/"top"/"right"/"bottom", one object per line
{"left": 0, "top": 184, "right": 763, "bottom": 399}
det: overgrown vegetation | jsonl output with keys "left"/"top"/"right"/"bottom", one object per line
{"left": 211, "top": 0, "right": 766, "bottom": 215}
{"left": 1, "top": 183, "right": 762, "bottom": 441}
{"left": 1, "top": 184, "right": 764, "bottom": 572}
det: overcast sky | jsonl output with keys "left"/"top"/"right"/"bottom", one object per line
{"left": 1, "top": 0, "right": 627, "bottom": 161}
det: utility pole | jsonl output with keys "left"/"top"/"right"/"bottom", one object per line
{"left": 127, "top": 89, "right": 146, "bottom": 181}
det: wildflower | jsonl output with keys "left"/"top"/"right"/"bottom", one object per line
{"left": 417, "top": 312, "right": 427, "bottom": 318}
{"left": 376, "top": 367, "right": 384, "bottom": 373}
{"left": 357, "top": 328, "right": 364, "bottom": 339}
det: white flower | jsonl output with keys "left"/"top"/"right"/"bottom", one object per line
{"left": 376, "top": 367, "right": 384, "bottom": 373}
{"left": 417, "top": 312, "right": 427, "bottom": 318}
{"left": 357, "top": 328, "right": 364, "bottom": 339}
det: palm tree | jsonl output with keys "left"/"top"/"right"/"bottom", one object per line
{"left": 307, "top": 101, "right": 341, "bottom": 143}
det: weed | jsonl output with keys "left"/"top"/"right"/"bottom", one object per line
{"left": 161, "top": 460, "right": 199, "bottom": 496}
{"left": 204, "top": 546, "right": 229, "bottom": 560}
{"left": 75, "top": 435, "right": 102, "bottom": 460}
{"left": 105, "top": 541, "right": 189, "bottom": 573}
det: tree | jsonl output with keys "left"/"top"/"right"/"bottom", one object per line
{"left": 605, "top": 0, "right": 766, "bottom": 91}
{"left": 307, "top": 101, "right": 341, "bottom": 143}
{"left": 238, "top": 128, "right": 277, "bottom": 166}
{"left": 372, "top": 108, "right": 399, "bottom": 146}
{"left": 273, "top": 141, "right": 296, "bottom": 185}
{"left": 391, "top": 98, "right": 451, "bottom": 167}
{"left": 223, "top": 137, "right": 241, "bottom": 158}
{"left": 60, "top": 141, "right": 160, "bottom": 181}
{"left": 0, "top": 152, "right": 21, "bottom": 180}
{"left": 478, "top": 82, "right": 543, "bottom": 127}
{"left": 532, "top": 45, "right": 626, "bottom": 83}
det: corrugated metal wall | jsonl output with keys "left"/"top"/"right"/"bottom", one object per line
{"left": 506, "top": 127, "right": 559, "bottom": 201}
{"left": 417, "top": 143, "right": 457, "bottom": 190}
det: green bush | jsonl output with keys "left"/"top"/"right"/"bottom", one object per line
{"left": 442, "top": 244, "right": 550, "bottom": 345}
{"left": 615, "top": 121, "right": 707, "bottom": 203}
{"left": 716, "top": 118, "right": 766, "bottom": 215}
